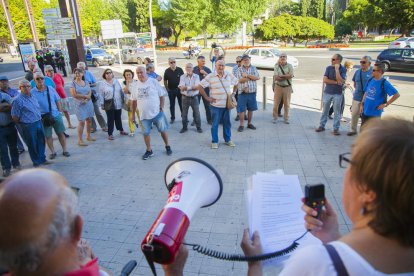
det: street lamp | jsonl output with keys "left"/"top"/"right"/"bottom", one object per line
{"left": 149, "top": 0, "right": 157, "bottom": 68}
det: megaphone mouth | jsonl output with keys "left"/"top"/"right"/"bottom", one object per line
{"left": 164, "top": 157, "right": 223, "bottom": 208}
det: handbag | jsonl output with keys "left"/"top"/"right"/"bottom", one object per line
{"left": 218, "top": 76, "right": 237, "bottom": 110}
{"left": 103, "top": 84, "right": 115, "bottom": 111}
{"left": 41, "top": 87, "right": 56, "bottom": 127}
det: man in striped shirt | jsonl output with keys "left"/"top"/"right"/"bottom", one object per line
{"left": 198, "top": 60, "right": 238, "bottom": 149}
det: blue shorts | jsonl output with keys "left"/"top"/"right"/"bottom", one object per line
{"left": 141, "top": 111, "right": 169, "bottom": 136}
{"left": 43, "top": 114, "right": 66, "bottom": 138}
{"left": 237, "top": 92, "right": 258, "bottom": 113}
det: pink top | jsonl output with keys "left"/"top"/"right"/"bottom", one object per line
{"left": 53, "top": 73, "right": 67, "bottom": 99}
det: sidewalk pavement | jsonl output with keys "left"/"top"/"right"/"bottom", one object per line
{"left": 13, "top": 76, "right": 359, "bottom": 275}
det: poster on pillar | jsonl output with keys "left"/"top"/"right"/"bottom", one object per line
{"left": 18, "top": 43, "right": 37, "bottom": 72}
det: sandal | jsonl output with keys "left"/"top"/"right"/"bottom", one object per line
{"left": 108, "top": 135, "right": 115, "bottom": 140}
{"left": 63, "top": 151, "right": 71, "bottom": 157}
{"left": 120, "top": 131, "right": 128, "bottom": 136}
{"left": 87, "top": 137, "right": 96, "bottom": 142}
{"left": 78, "top": 141, "right": 88, "bottom": 146}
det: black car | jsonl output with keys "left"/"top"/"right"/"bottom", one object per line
{"left": 377, "top": 48, "right": 414, "bottom": 72}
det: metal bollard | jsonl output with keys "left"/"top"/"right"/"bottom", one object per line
{"left": 263, "top": 76, "right": 267, "bottom": 110}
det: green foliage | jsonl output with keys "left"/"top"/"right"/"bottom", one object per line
{"left": 256, "top": 14, "right": 334, "bottom": 45}
{"left": 334, "top": 19, "right": 352, "bottom": 37}
{"left": 300, "top": 0, "right": 311, "bottom": 17}
{"left": 308, "top": 0, "right": 325, "bottom": 19}
{"left": 368, "top": 0, "right": 414, "bottom": 34}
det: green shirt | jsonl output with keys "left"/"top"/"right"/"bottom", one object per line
{"left": 273, "top": 63, "right": 293, "bottom": 86}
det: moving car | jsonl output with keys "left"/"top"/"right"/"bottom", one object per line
{"left": 376, "top": 48, "right": 414, "bottom": 72}
{"left": 85, "top": 48, "right": 115, "bottom": 67}
{"left": 243, "top": 47, "right": 299, "bottom": 69}
{"left": 118, "top": 48, "right": 152, "bottom": 64}
{"left": 388, "top": 37, "right": 414, "bottom": 49}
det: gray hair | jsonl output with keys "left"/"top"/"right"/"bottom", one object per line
{"left": 0, "top": 187, "right": 79, "bottom": 272}
{"left": 361, "top": 56, "right": 372, "bottom": 63}
{"left": 18, "top": 80, "right": 31, "bottom": 87}
{"left": 168, "top": 57, "right": 176, "bottom": 62}
{"left": 33, "top": 71, "right": 44, "bottom": 78}
{"left": 136, "top": 65, "right": 146, "bottom": 73}
{"left": 146, "top": 63, "right": 154, "bottom": 70}
{"left": 44, "top": 65, "right": 53, "bottom": 72}
{"left": 77, "top": 62, "right": 86, "bottom": 69}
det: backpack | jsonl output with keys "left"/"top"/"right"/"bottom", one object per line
{"left": 365, "top": 77, "right": 387, "bottom": 103}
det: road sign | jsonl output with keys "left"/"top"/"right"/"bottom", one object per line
{"left": 101, "top": 20, "right": 123, "bottom": 39}
{"left": 42, "top": 8, "right": 61, "bottom": 19}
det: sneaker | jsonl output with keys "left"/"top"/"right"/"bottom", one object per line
{"left": 197, "top": 128, "right": 203, "bottom": 133}
{"left": 179, "top": 127, "right": 188, "bottom": 133}
{"left": 315, "top": 127, "right": 325, "bottom": 132}
{"left": 211, "top": 143, "right": 218, "bottom": 149}
{"left": 332, "top": 130, "right": 340, "bottom": 136}
{"left": 2, "top": 169, "right": 11, "bottom": 177}
{"left": 272, "top": 118, "right": 277, "bottom": 124}
{"left": 235, "top": 115, "right": 240, "bottom": 121}
{"left": 64, "top": 132, "right": 69, "bottom": 138}
{"left": 347, "top": 131, "right": 357, "bottom": 136}
{"left": 142, "top": 150, "right": 154, "bottom": 160}
{"left": 120, "top": 131, "right": 129, "bottom": 136}
{"left": 49, "top": 153, "right": 57, "bottom": 160}
{"left": 63, "top": 151, "right": 70, "bottom": 157}
{"left": 284, "top": 120, "right": 290, "bottom": 124}
{"left": 166, "top": 146, "right": 172, "bottom": 156}
{"left": 328, "top": 115, "right": 333, "bottom": 120}
{"left": 129, "top": 132, "right": 135, "bottom": 137}
{"left": 238, "top": 126, "right": 244, "bottom": 132}
{"left": 341, "top": 118, "right": 347, "bottom": 122}
{"left": 170, "top": 119, "right": 175, "bottom": 124}
{"left": 247, "top": 124, "right": 256, "bottom": 130}
{"left": 225, "top": 141, "right": 236, "bottom": 147}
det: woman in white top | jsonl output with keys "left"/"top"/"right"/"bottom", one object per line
{"left": 240, "top": 117, "right": 414, "bottom": 276}
{"left": 122, "top": 69, "right": 140, "bottom": 137}
{"left": 98, "top": 69, "right": 128, "bottom": 140}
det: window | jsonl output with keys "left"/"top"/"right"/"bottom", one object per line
{"left": 250, "top": 49, "right": 259, "bottom": 56}
{"left": 261, "top": 50, "right": 272, "bottom": 57}
{"left": 386, "top": 49, "right": 403, "bottom": 57}
{"left": 402, "top": 49, "right": 414, "bottom": 58}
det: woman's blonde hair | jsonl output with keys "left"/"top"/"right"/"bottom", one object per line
{"left": 344, "top": 60, "right": 354, "bottom": 70}
{"left": 351, "top": 117, "right": 414, "bottom": 246}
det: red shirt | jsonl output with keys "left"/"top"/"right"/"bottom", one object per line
{"left": 64, "top": 258, "right": 100, "bottom": 276}
{"left": 53, "top": 73, "right": 67, "bottom": 99}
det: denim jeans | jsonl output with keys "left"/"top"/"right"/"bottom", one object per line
{"left": 182, "top": 95, "right": 201, "bottom": 128}
{"left": 0, "top": 124, "right": 20, "bottom": 170}
{"left": 210, "top": 105, "right": 231, "bottom": 143}
{"left": 319, "top": 93, "right": 343, "bottom": 131}
{"left": 19, "top": 120, "right": 46, "bottom": 166}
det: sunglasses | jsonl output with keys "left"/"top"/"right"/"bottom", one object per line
{"left": 372, "top": 69, "right": 380, "bottom": 72}
{"left": 170, "top": 61, "right": 176, "bottom": 64}
{"left": 35, "top": 78, "right": 44, "bottom": 80}
{"left": 360, "top": 61, "right": 367, "bottom": 64}
{"left": 280, "top": 56, "right": 287, "bottom": 58}
{"left": 105, "top": 71, "right": 113, "bottom": 74}
{"left": 331, "top": 58, "right": 336, "bottom": 61}
{"left": 236, "top": 61, "right": 241, "bottom": 63}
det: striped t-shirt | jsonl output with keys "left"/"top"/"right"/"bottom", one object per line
{"left": 200, "top": 71, "right": 238, "bottom": 108}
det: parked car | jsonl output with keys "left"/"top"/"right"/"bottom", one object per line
{"left": 376, "top": 48, "right": 414, "bottom": 72}
{"left": 388, "top": 37, "right": 414, "bottom": 48}
{"left": 243, "top": 47, "right": 299, "bottom": 69}
{"left": 85, "top": 48, "right": 115, "bottom": 67}
{"left": 118, "top": 48, "right": 152, "bottom": 64}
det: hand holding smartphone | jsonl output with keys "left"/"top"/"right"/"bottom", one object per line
{"left": 305, "top": 184, "right": 325, "bottom": 219}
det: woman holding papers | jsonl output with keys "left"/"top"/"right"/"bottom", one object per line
{"left": 241, "top": 117, "right": 414, "bottom": 275}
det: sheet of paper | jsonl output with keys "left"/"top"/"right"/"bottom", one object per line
{"left": 249, "top": 174, "right": 320, "bottom": 262}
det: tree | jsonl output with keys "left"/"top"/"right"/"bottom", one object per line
{"left": 342, "top": 0, "right": 380, "bottom": 35}
{"left": 300, "top": 0, "right": 311, "bottom": 16}
{"left": 309, "top": 0, "right": 325, "bottom": 19}
{"left": 78, "top": 0, "right": 113, "bottom": 37}
{"left": 334, "top": 19, "right": 353, "bottom": 37}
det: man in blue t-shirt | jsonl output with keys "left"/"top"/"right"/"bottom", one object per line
{"left": 360, "top": 63, "right": 400, "bottom": 125}
{"left": 348, "top": 56, "right": 373, "bottom": 136}
{"left": 316, "top": 54, "right": 347, "bottom": 135}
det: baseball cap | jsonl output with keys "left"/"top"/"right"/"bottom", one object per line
{"left": 241, "top": 54, "right": 250, "bottom": 60}
{"left": 0, "top": 76, "right": 8, "bottom": 81}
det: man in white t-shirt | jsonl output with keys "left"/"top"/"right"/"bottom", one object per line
{"left": 130, "top": 66, "right": 172, "bottom": 160}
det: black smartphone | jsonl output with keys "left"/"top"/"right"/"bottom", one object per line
{"left": 305, "top": 184, "right": 325, "bottom": 218}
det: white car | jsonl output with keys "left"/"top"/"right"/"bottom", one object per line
{"left": 388, "top": 37, "right": 414, "bottom": 49}
{"left": 243, "top": 47, "right": 299, "bottom": 69}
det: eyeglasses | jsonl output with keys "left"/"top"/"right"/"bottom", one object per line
{"left": 372, "top": 69, "right": 379, "bottom": 72}
{"left": 19, "top": 85, "right": 31, "bottom": 88}
{"left": 280, "top": 56, "right": 287, "bottom": 58}
{"left": 105, "top": 71, "right": 113, "bottom": 74}
{"left": 331, "top": 58, "right": 336, "bottom": 61}
{"left": 170, "top": 61, "right": 176, "bottom": 64}
{"left": 236, "top": 61, "right": 241, "bottom": 63}
{"left": 360, "top": 61, "right": 367, "bottom": 64}
{"left": 35, "top": 78, "right": 44, "bottom": 81}
{"left": 339, "top": 152, "right": 352, "bottom": 168}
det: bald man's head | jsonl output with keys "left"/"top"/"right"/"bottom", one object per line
{"left": 0, "top": 169, "right": 80, "bottom": 272}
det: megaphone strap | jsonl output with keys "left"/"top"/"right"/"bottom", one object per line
{"left": 142, "top": 249, "right": 158, "bottom": 276}
{"left": 184, "top": 230, "right": 309, "bottom": 262}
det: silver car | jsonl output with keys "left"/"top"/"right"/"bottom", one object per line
{"left": 120, "top": 48, "right": 153, "bottom": 64}
{"left": 388, "top": 37, "right": 414, "bottom": 49}
{"left": 243, "top": 47, "right": 299, "bottom": 69}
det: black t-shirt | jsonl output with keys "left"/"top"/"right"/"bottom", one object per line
{"left": 164, "top": 67, "right": 184, "bottom": 90}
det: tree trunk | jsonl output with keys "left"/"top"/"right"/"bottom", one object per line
{"left": 242, "top": 21, "right": 247, "bottom": 46}
{"left": 203, "top": 22, "right": 208, "bottom": 48}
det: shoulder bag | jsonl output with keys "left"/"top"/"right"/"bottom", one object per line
{"left": 278, "top": 64, "right": 293, "bottom": 94}
{"left": 103, "top": 84, "right": 115, "bottom": 111}
{"left": 41, "top": 86, "right": 56, "bottom": 127}
{"left": 218, "top": 75, "right": 237, "bottom": 110}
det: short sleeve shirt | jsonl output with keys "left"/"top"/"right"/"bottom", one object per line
{"left": 363, "top": 78, "right": 398, "bottom": 117}
{"left": 235, "top": 65, "right": 260, "bottom": 93}
{"left": 193, "top": 66, "right": 211, "bottom": 81}
{"left": 164, "top": 67, "right": 184, "bottom": 90}
{"left": 178, "top": 73, "right": 200, "bottom": 97}
{"left": 200, "top": 71, "right": 238, "bottom": 108}
{"left": 53, "top": 73, "right": 66, "bottom": 98}
{"left": 130, "top": 78, "right": 166, "bottom": 120}
{"left": 273, "top": 63, "right": 294, "bottom": 86}
{"left": 30, "top": 77, "right": 56, "bottom": 89}
{"left": 324, "top": 65, "right": 347, "bottom": 95}
{"left": 11, "top": 93, "right": 42, "bottom": 123}
{"left": 31, "top": 86, "right": 61, "bottom": 117}
{"left": 352, "top": 68, "right": 373, "bottom": 101}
